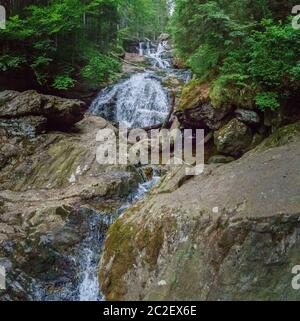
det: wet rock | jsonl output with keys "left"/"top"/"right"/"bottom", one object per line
{"left": 235, "top": 109, "right": 260, "bottom": 125}
{"left": 0, "top": 115, "right": 142, "bottom": 300}
{"left": 162, "top": 76, "right": 184, "bottom": 94}
{"left": 158, "top": 33, "right": 170, "bottom": 42}
{"left": 0, "top": 116, "right": 47, "bottom": 138}
{"left": 173, "top": 58, "right": 187, "bottom": 70}
{"left": 99, "top": 133, "right": 300, "bottom": 301}
{"left": 175, "top": 81, "right": 232, "bottom": 130}
{"left": 143, "top": 167, "right": 154, "bottom": 181}
{"left": 214, "top": 118, "right": 253, "bottom": 156}
{"left": 0, "top": 90, "right": 86, "bottom": 135}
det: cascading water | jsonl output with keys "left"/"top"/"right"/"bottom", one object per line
{"left": 147, "top": 41, "right": 171, "bottom": 69}
{"left": 31, "top": 174, "right": 159, "bottom": 301}
{"left": 32, "top": 38, "right": 190, "bottom": 301}
{"left": 75, "top": 175, "right": 160, "bottom": 301}
{"left": 90, "top": 72, "right": 169, "bottom": 128}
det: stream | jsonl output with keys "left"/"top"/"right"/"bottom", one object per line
{"left": 32, "top": 40, "right": 189, "bottom": 301}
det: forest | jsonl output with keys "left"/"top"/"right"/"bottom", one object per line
{"left": 1, "top": 0, "right": 299, "bottom": 114}
{"left": 169, "top": 0, "right": 300, "bottom": 113}
{"left": 0, "top": 0, "right": 169, "bottom": 91}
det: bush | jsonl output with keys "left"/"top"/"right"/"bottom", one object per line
{"left": 52, "top": 75, "right": 76, "bottom": 90}
{"left": 255, "top": 92, "right": 280, "bottom": 111}
{"left": 81, "top": 54, "right": 121, "bottom": 86}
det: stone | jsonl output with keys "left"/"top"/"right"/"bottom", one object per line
{"left": 99, "top": 133, "right": 300, "bottom": 301}
{"left": 175, "top": 81, "right": 232, "bottom": 130}
{"left": 0, "top": 90, "right": 19, "bottom": 106}
{"left": 0, "top": 90, "right": 86, "bottom": 134}
{"left": 235, "top": 108, "right": 260, "bottom": 125}
{"left": 0, "top": 116, "right": 47, "bottom": 138}
{"left": 158, "top": 33, "right": 170, "bottom": 42}
{"left": 173, "top": 58, "right": 187, "bottom": 70}
{"left": 0, "top": 115, "right": 142, "bottom": 300}
{"left": 249, "top": 133, "right": 265, "bottom": 149}
{"left": 214, "top": 118, "right": 253, "bottom": 156}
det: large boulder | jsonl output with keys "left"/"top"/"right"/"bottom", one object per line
{"left": 158, "top": 33, "right": 170, "bottom": 42}
{"left": 175, "top": 81, "right": 232, "bottom": 130}
{"left": 99, "top": 124, "right": 300, "bottom": 301}
{"left": 0, "top": 90, "right": 86, "bottom": 137}
{"left": 214, "top": 118, "right": 253, "bottom": 156}
{"left": 235, "top": 108, "right": 260, "bottom": 125}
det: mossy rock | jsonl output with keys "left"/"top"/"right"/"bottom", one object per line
{"left": 176, "top": 80, "right": 233, "bottom": 129}
{"left": 209, "top": 77, "right": 255, "bottom": 110}
{"left": 252, "top": 121, "right": 300, "bottom": 153}
{"left": 177, "top": 80, "right": 210, "bottom": 111}
{"left": 214, "top": 118, "right": 253, "bottom": 156}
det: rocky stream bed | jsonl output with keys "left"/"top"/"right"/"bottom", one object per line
{"left": 1, "top": 37, "right": 300, "bottom": 301}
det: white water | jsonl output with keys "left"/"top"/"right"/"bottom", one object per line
{"left": 77, "top": 175, "right": 160, "bottom": 301}
{"left": 89, "top": 41, "right": 174, "bottom": 128}
{"left": 90, "top": 72, "right": 169, "bottom": 128}
{"left": 147, "top": 41, "right": 171, "bottom": 69}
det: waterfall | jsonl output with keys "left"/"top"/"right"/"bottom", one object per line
{"left": 77, "top": 175, "right": 160, "bottom": 301}
{"left": 90, "top": 72, "right": 169, "bottom": 128}
{"left": 56, "top": 37, "right": 189, "bottom": 302}
{"left": 139, "top": 42, "right": 144, "bottom": 56}
{"left": 147, "top": 41, "right": 171, "bottom": 69}
{"left": 31, "top": 174, "right": 160, "bottom": 301}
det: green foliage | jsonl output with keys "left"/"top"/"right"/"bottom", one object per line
{"left": 187, "top": 45, "right": 219, "bottom": 79}
{"left": 81, "top": 54, "right": 121, "bottom": 86}
{"left": 255, "top": 92, "right": 280, "bottom": 111}
{"left": 0, "top": 0, "right": 169, "bottom": 89}
{"left": 119, "top": 0, "right": 168, "bottom": 39}
{"left": 0, "top": 54, "right": 26, "bottom": 71}
{"left": 170, "top": 0, "right": 300, "bottom": 111}
{"left": 0, "top": 0, "right": 108, "bottom": 87}
{"left": 52, "top": 75, "right": 76, "bottom": 90}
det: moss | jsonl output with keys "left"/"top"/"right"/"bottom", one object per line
{"left": 177, "top": 80, "right": 210, "bottom": 111}
{"left": 254, "top": 122, "right": 300, "bottom": 152}
{"left": 209, "top": 77, "right": 255, "bottom": 109}
{"left": 162, "top": 77, "right": 184, "bottom": 90}
{"left": 100, "top": 213, "right": 176, "bottom": 300}
{"left": 137, "top": 226, "right": 164, "bottom": 269}
{"left": 100, "top": 218, "right": 136, "bottom": 300}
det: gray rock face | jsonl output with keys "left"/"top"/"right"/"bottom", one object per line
{"left": 0, "top": 90, "right": 86, "bottom": 137}
{"left": 214, "top": 118, "right": 253, "bottom": 156}
{"left": 99, "top": 130, "right": 300, "bottom": 301}
{"left": 176, "top": 103, "right": 231, "bottom": 130}
{"left": 0, "top": 116, "right": 141, "bottom": 300}
{"left": 175, "top": 82, "right": 232, "bottom": 130}
{"left": 0, "top": 116, "right": 47, "bottom": 138}
{"left": 235, "top": 108, "right": 260, "bottom": 125}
